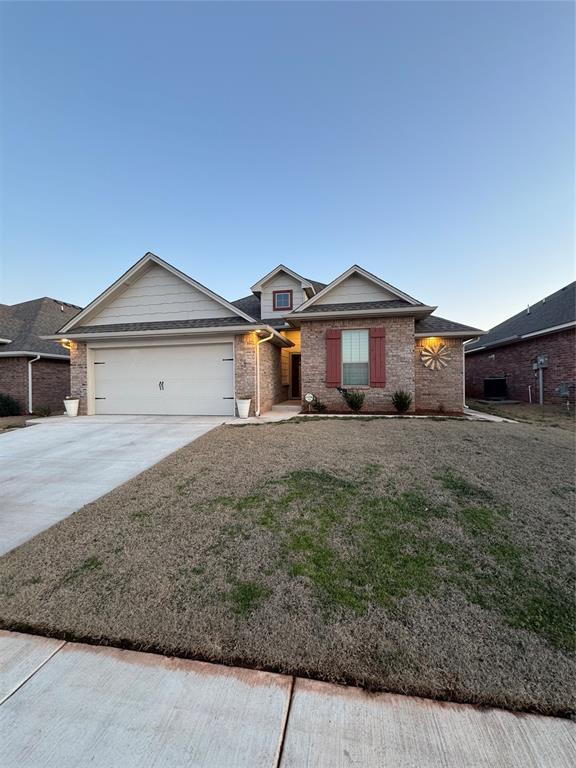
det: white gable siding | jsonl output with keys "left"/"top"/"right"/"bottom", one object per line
{"left": 314, "top": 274, "right": 398, "bottom": 305}
{"left": 84, "top": 264, "right": 237, "bottom": 326}
{"left": 260, "top": 272, "right": 305, "bottom": 318}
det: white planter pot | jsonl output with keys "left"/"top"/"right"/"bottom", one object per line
{"left": 236, "top": 399, "right": 251, "bottom": 419}
{"left": 64, "top": 399, "right": 79, "bottom": 417}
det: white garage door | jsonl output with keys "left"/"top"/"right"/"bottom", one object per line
{"left": 93, "top": 343, "right": 235, "bottom": 415}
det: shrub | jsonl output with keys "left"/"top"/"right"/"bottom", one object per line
{"left": 338, "top": 387, "right": 365, "bottom": 413}
{"left": 311, "top": 397, "right": 327, "bottom": 414}
{"left": 0, "top": 393, "right": 20, "bottom": 417}
{"left": 34, "top": 405, "right": 52, "bottom": 418}
{"left": 392, "top": 389, "right": 412, "bottom": 414}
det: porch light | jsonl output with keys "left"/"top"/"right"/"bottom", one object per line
{"left": 59, "top": 338, "right": 75, "bottom": 350}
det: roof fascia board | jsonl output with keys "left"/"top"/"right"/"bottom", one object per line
{"left": 45, "top": 324, "right": 293, "bottom": 347}
{"left": 416, "top": 330, "right": 485, "bottom": 339}
{"left": 250, "top": 265, "right": 314, "bottom": 293}
{"left": 293, "top": 265, "right": 422, "bottom": 312}
{"left": 288, "top": 305, "right": 436, "bottom": 322}
{"left": 0, "top": 351, "right": 68, "bottom": 359}
{"left": 59, "top": 252, "right": 256, "bottom": 333}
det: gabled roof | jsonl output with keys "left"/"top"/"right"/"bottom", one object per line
{"left": 59, "top": 252, "right": 257, "bottom": 333}
{"left": 292, "top": 265, "right": 424, "bottom": 313}
{"left": 0, "top": 298, "right": 81, "bottom": 358}
{"left": 250, "top": 265, "right": 322, "bottom": 294}
{"left": 465, "top": 281, "right": 576, "bottom": 353}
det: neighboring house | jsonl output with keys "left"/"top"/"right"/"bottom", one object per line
{"left": 0, "top": 298, "right": 82, "bottom": 413}
{"left": 465, "top": 282, "right": 576, "bottom": 405}
{"left": 49, "top": 253, "right": 483, "bottom": 417}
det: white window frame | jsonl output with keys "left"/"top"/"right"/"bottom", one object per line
{"left": 341, "top": 329, "right": 370, "bottom": 387}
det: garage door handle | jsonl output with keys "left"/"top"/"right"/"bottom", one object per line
{"left": 159, "top": 381, "right": 165, "bottom": 391}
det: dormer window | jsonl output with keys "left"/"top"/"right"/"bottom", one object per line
{"left": 273, "top": 290, "right": 293, "bottom": 311}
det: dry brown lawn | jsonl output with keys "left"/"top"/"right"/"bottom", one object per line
{"left": 0, "top": 418, "right": 574, "bottom": 716}
{"left": 468, "top": 398, "right": 576, "bottom": 430}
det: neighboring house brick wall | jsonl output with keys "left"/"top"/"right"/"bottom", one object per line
{"left": 70, "top": 342, "right": 88, "bottom": 415}
{"left": 415, "top": 337, "right": 464, "bottom": 413}
{"left": 300, "top": 316, "right": 415, "bottom": 412}
{"left": 31, "top": 359, "right": 69, "bottom": 413}
{"left": 465, "top": 328, "right": 576, "bottom": 404}
{"left": 0, "top": 357, "right": 28, "bottom": 413}
{"left": 234, "top": 333, "right": 286, "bottom": 415}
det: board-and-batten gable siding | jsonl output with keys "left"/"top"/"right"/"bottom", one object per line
{"left": 314, "top": 274, "right": 398, "bottom": 305}
{"left": 260, "top": 273, "right": 306, "bottom": 317}
{"left": 83, "top": 264, "right": 238, "bottom": 326}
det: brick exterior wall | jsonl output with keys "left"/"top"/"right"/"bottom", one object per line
{"left": 70, "top": 342, "right": 88, "bottom": 415}
{"left": 300, "top": 317, "right": 416, "bottom": 412}
{"left": 465, "top": 328, "right": 576, "bottom": 404}
{"left": 234, "top": 333, "right": 286, "bottom": 416}
{"left": 31, "top": 359, "right": 69, "bottom": 413}
{"left": 0, "top": 356, "right": 69, "bottom": 414}
{"left": 415, "top": 337, "right": 464, "bottom": 414}
{"left": 0, "top": 357, "right": 28, "bottom": 413}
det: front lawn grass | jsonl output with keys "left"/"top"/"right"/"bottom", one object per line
{"left": 0, "top": 418, "right": 574, "bottom": 716}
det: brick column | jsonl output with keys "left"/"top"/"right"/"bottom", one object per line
{"left": 70, "top": 342, "right": 88, "bottom": 415}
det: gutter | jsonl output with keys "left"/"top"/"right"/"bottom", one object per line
{"left": 0, "top": 351, "right": 69, "bottom": 360}
{"left": 464, "top": 321, "right": 576, "bottom": 354}
{"left": 287, "top": 306, "right": 437, "bottom": 323}
{"left": 28, "top": 355, "right": 41, "bottom": 413}
{"left": 255, "top": 331, "right": 275, "bottom": 416}
{"left": 42, "top": 324, "right": 293, "bottom": 347}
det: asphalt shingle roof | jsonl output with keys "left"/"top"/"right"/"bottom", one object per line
{"left": 466, "top": 282, "right": 576, "bottom": 352}
{"left": 69, "top": 317, "right": 254, "bottom": 334}
{"left": 297, "top": 300, "right": 412, "bottom": 313}
{"left": 0, "top": 298, "right": 81, "bottom": 356}
{"left": 415, "top": 315, "right": 484, "bottom": 336}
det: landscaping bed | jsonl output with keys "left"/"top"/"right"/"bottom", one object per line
{"left": 0, "top": 418, "right": 574, "bottom": 716}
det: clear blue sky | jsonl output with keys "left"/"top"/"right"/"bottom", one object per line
{"left": 1, "top": 0, "right": 574, "bottom": 330}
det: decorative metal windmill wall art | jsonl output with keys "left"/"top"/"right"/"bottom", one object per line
{"left": 420, "top": 343, "right": 451, "bottom": 370}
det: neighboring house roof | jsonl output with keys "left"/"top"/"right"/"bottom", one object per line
{"left": 415, "top": 315, "right": 484, "bottom": 337}
{"left": 465, "top": 281, "right": 576, "bottom": 353}
{"left": 0, "top": 297, "right": 81, "bottom": 358}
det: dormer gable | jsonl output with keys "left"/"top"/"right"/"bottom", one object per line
{"left": 251, "top": 265, "right": 319, "bottom": 319}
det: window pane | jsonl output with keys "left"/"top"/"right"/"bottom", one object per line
{"left": 343, "top": 362, "right": 369, "bottom": 386}
{"left": 342, "top": 330, "right": 369, "bottom": 385}
{"left": 274, "top": 292, "right": 291, "bottom": 308}
{"left": 342, "top": 330, "right": 369, "bottom": 363}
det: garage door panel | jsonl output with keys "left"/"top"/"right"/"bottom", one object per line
{"left": 93, "top": 344, "right": 234, "bottom": 416}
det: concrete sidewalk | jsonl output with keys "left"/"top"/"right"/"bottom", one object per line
{"left": 0, "top": 631, "right": 573, "bottom": 767}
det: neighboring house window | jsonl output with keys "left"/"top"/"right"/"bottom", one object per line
{"left": 342, "top": 329, "right": 369, "bottom": 386}
{"left": 273, "top": 290, "right": 293, "bottom": 311}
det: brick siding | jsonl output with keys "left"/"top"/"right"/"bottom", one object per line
{"left": 70, "top": 343, "right": 88, "bottom": 415}
{"left": 300, "top": 317, "right": 416, "bottom": 412}
{"left": 0, "top": 356, "right": 69, "bottom": 414}
{"left": 415, "top": 337, "right": 464, "bottom": 413}
{"left": 234, "top": 333, "right": 286, "bottom": 415}
{"left": 465, "top": 328, "right": 576, "bottom": 404}
{"left": 0, "top": 357, "right": 28, "bottom": 413}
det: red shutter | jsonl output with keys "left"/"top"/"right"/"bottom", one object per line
{"left": 325, "top": 329, "right": 341, "bottom": 388}
{"left": 369, "top": 327, "right": 386, "bottom": 387}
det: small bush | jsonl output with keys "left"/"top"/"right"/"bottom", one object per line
{"left": 392, "top": 389, "right": 412, "bottom": 413}
{"left": 338, "top": 387, "right": 365, "bottom": 413}
{"left": 0, "top": 393, "right": 20, "bottom": 417}
{"left": 311, "top": 397, "right": 327, "bottom": 413}
{"left": 34, "top": 405, "right": 52, "bottom": 418}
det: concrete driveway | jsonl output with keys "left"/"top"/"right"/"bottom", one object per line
{"left": 0, "top": 415, "right": 224, "bottom": 555}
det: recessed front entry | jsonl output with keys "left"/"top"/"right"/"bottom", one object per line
{"left": 92, "top": 343, "right": 235, "bottom": 415}
{"left": 291, "top": 353, "right": 301, "bottom": 398}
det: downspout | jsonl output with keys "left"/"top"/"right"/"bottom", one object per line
{"left": 255, "top": 331, "right": 274, "bottom": 417}
{"left": 28, "top": 355, "right": 41, "bottom": 414}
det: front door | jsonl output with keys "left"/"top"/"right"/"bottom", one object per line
{"left": 291, "top": 354, "right": 301, "bottom": 399}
